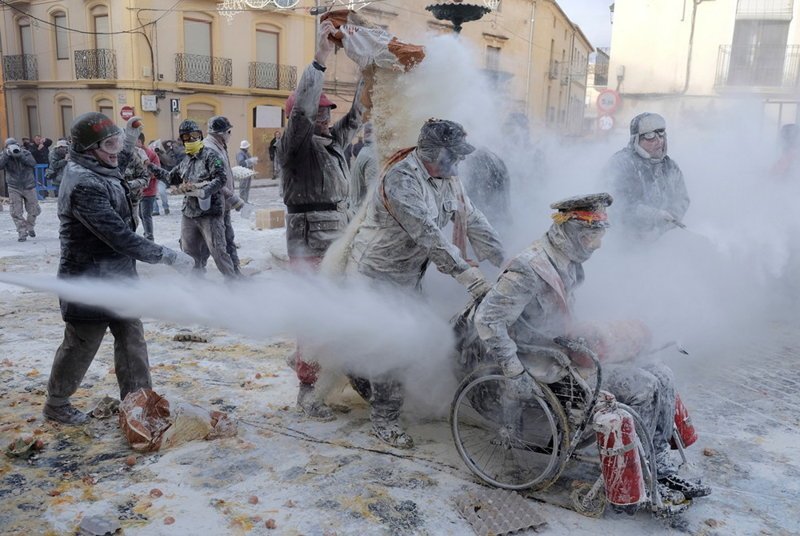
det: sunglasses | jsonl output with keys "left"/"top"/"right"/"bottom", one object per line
{"left": 641, "top": 129, "right": 666, "bottom": 140}
{"left": 180, "top": 132, "right": 203, "bottom": 143}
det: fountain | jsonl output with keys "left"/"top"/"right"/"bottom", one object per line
{"left": 425, "top": 0, "right": 491, "bottom": 34}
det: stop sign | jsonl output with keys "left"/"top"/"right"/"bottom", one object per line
{"left": 120, "top": 106, "right": 135, "bottom": 120}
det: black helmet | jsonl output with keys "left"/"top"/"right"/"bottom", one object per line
{"left": 70, "top": 112, "right": 122, "bottom": 152}
{"left": 178, "top": 119, "right": 201, "bottom": 136}
{"left": 207, "top": 115, "right": 233, "bottom": 134}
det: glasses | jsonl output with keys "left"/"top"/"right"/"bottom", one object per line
{"left": 641, "top": 129, "right": 666, "bottom": 140}
{"left": 96, "top": 134, "right": 124, "bottom": 155}
{"left": 180, "top": 132, "right": 203, "bottom": 143}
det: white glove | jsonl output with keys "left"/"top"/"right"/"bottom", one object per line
{"left": 160, "top": 247, "right": 195, "bottom": 274}
{"left": 246, "top": 157, "right": 259, "bottom": 166}
{"left": 124, "top": 116, "right": 143, "bottom": 146}
{"left": 455, "top": 267, "right": 491, "bottom": 299}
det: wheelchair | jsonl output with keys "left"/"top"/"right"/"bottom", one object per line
{"left": 450, "top": 321, "right": 692, "bottom": 518}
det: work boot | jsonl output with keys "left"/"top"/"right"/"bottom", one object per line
{"left": 652, "top": 482, "right": 691, "bottom": 518}
{"left": 371, "top": 421, "right": 414, "bottom": 449}
{"left": 164, "top": 208, "right": 170, "bottom": 215}
{"left": 28, "top": 230, "right": 36, "bottom": 237}
{"left": 659, "top": 474, "right": 711, "bottom": 499}
{"left": 43, "top": 403, "right": 89, "bottom": 425}
{"left": 297, "top": 384, "right": 334, "bottom": 421}
{"left": 18, "top": 235, "right": 26, "bottom": 242}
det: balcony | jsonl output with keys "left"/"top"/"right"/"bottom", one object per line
{"left": 75, "top": 49, "right": 117, "bottom": 80}
{"left": 715, "top": 44, "right": 800, "bottom": 91}
{"left": 248, "top": 62, "right": 297, "bottom": 91}
{"left": 175, "top": 53, "right": 232, "bottom": 86}
{"left": 2, "top": 54, "right": 38, "bottom": 81}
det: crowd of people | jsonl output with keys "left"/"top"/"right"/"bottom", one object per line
{"left": 11, "top": 21, "right": 780, "bottom": 520}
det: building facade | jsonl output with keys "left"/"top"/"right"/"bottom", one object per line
{"left": 322, "top": 0, "right": 593, "bottom": 134}
{"left": 0, "top": 0, "right": 314, "bottom": 175}
{"left": 609, "top": 0, "right": 800, "bottom": 132}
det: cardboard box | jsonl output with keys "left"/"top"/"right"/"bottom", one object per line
{"left": 255, "top": 208, "right": 285, "bottom": 230}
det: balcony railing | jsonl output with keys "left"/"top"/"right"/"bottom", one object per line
{"left": 248, "top": 62, "right": 297, "bottom": 90}
{"left": 75, "top": 49, "right": 117, "bottom": 80}
{"left": 175, "top": 53, "right": 232, "bottom": 86}
{"left": 2, "top": 54, "right": 38, "bottom": 81}
{"left": 715, "top": 44, "right": 800, "bottom": 89}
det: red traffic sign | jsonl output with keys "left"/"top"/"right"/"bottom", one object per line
{"left": 596, "top": 89, "right": 621, "bottom": 114}
{"left": 598, "top": 115, "right": 614, "bottom": 131}
{"left": 120, "top": 106, "right": 135, "bottom": 120}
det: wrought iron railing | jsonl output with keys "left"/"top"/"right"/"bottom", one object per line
{"left": 74, "top": 49, "right": 117, "bottom": 79}
{"left": 549, "top": 60, "right": 587, "bottom": 86}
{"left": 2, "top": 54, "right": 38, "bottom": 81}
{"left": 248, "top": 62, "right": 297, "bottom": 90}
{"left": 715, "top": 44, "right": 800, "bottom": 89}
{"left": 175, "top": 53, "right": 232, "bottom": 86}
{"left": 589, "top": 62, "right": 609, "bottom": 86}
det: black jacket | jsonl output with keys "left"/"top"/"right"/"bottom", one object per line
{"left": 57, "top": 151, "right": 166, "bottom": 322}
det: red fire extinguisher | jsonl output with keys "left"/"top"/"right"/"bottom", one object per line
{"left": 670, "top": 393, "right": 698, "bottom": 449}
{"left": 593, "top": 391, "right": 647, "bottom": 506}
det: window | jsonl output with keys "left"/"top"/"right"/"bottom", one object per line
{"left": 737, "top": 0, "right": 794, "bottom": 20}
{"left": 97, "top": 98, "right": 114, "bottom": 118}
{"left": 486, "top": 45, "right": 500, "bottom": 71}
{"left": 53, "top": 13, "right": 69, "bottom": 60}
{"left": 19, "top": 21, "right": 33, "bottom": 55}
{"left": 26, "top": 105, "right": 40, "bottom": 139}
{"left": 59, "top": 104, "right": 73, "bottom": 138}
{"left": 94, "top": 13, "right": 110, "bottom": 49}
{"left": 256, "top": 30, "right": 278, "bottom": 65}
{"left": 184, "top": 19, "right": 212, "bottom": 57}
{"left": 729, "top": 19, "right": 790, "bottom": 85}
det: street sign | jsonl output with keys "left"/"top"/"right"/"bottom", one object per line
{"left": 170, "top": 98, "right": 180, "bottom": 113}
{"left": 141, "top": 95, "right": 157, "bottom": 112}
{"left": 596, "top": 89, "right": 621, "bottom": 115}
{"left": 598, "top": 115, "right": 614, "bottom": 131}
{"left": 120, "top": 106, "right": 135, "bottom": 121}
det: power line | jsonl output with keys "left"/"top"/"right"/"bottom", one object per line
{"left": 0, "top": 0, "right": 184, "bottom": 36}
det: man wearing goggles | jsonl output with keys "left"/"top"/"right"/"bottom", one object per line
{"left": 42, "top": 112, "right": 194, "bottom": 425}
{"left": 605, "top": 112, "right": 689, "bottom": 242}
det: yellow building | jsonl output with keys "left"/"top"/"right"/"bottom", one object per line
{"left": 609, "top": 0, "right": 800, "bottom": 131}
{"left": 0, "top": 0, "right": 314, "bottom": 174}
{"left": 322, "top": 0, "right": 593, "bottom": 134}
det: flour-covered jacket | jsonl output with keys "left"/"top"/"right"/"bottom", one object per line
{"left": 473, "top": 234, "right": 583, "bottom": 372}
{"left": 0, "top": 149, "right": 37, "bottom": 190}
{"left": 168, "top": 147, "right": 228, "bottom": 218}
{"left": 203, "top": 134, "right": 242, "bottom": 211}
{"left": 57, "top": 151, "right": 167, "bottom": 322}
{"left": 606, "top": 145, "right": 689, "bottom": 240}
{"left": 349, "top": 150, "right": 504, "bottom": 288}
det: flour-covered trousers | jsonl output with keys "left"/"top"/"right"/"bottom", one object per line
{"left": 8, "top": 187, "right": 40, "bottom": 237}
{"left": 349, "top": 374, "right": 405, "bottom": 425}
{"left": 180, "top": 214, "right": 237, "bottom": 277}
{"left": 602, "top": 362, "right": 677, "bottom": 477}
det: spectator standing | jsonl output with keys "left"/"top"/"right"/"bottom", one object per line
{"left": 28, "top": 134, "right": 53, "bottom": 165}
{"left": 137, "top": 133, "right": 161, "bottom": 241}
{"left": 268, "top": 131, "right": 281, "bottom": 179}
{"left": 46, "top": 139, "right": 70, "bottom": 197}
{"left": 236, "top": 140, "right": 257, "bottom": 203}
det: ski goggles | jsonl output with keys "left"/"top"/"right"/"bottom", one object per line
{"left": 640, "top": 129, "right": 666, "bottom": 140}
{"left": 95, "top": 133, "right": 125, "bottom": 155}
{"left": 180, "top": 131, "right": 203, "bottom": 143}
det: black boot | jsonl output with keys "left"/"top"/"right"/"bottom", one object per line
{"left": 43, "top": 403, "right": 89, "bottom": 425}
{"left": 659, "top": 474, "right": 711, "bottom": 499}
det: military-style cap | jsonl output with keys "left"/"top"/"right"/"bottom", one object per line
{"left": 550, "top": 192, "right": 613, "bottom": 227}
{"left": 417, "top": 118, "right": 475, "bottom": 155}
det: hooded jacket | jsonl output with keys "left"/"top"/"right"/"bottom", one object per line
{"left": 0, "top": 148, "right": 37, "bottom": 190}
{"left": 57, "top": 150, "right": 168, "bottom": 322}
{"left": 167, "top": 146, "right": 228, "bottom": 218}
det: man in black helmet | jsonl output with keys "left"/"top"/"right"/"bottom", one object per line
{"left": 203, "top": 115, "right": 245, "bottom": 275}
{"left": 43, "top": 112, "right": 194, "bottom": 425}
{"left": 605, "top": 113, "right": 689, "bottom": 242}
{"left": 163, "top": 119, "right": 238, "bottom": 278}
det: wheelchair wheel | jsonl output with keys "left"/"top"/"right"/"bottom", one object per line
{"left": 451, "top": 368, "right": 570, "bottom": 491}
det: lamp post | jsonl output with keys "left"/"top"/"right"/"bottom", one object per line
{"left": 425, "top": 1, "right": 491, "bottom": 34}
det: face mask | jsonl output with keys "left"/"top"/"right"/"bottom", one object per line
{"left": 184, "top": 140, "right": 204, "bottom": 155}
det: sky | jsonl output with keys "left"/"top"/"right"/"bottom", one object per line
{"left": 555, "top": 0, "right": 613, "bottom": 49}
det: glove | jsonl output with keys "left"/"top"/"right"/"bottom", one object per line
{"left": 177, "top": 182, "right": 196, "bottom": 194}
{"left": 455, "top": 267, "right": 491, "bottom": 299}
{"left": 160, "top": 247, "right": 195, "bottom": 274}
{"left": 232, "top": 198, "right": 245, "bottom": 211}
{"left": 124, "top": 116, "right": 143, "bottom": 146}
{"left": 498, "top": 354, "right": 525, "bottom": 377}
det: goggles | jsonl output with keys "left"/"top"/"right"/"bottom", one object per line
{"left": 95, "top": 133, "right": 125, "bottom": 155}
{"left": 180, "top": 131, "right": 203, "bottom": 143}
{"left": 640, "top": 129, "right": 666, "bottom": 140}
